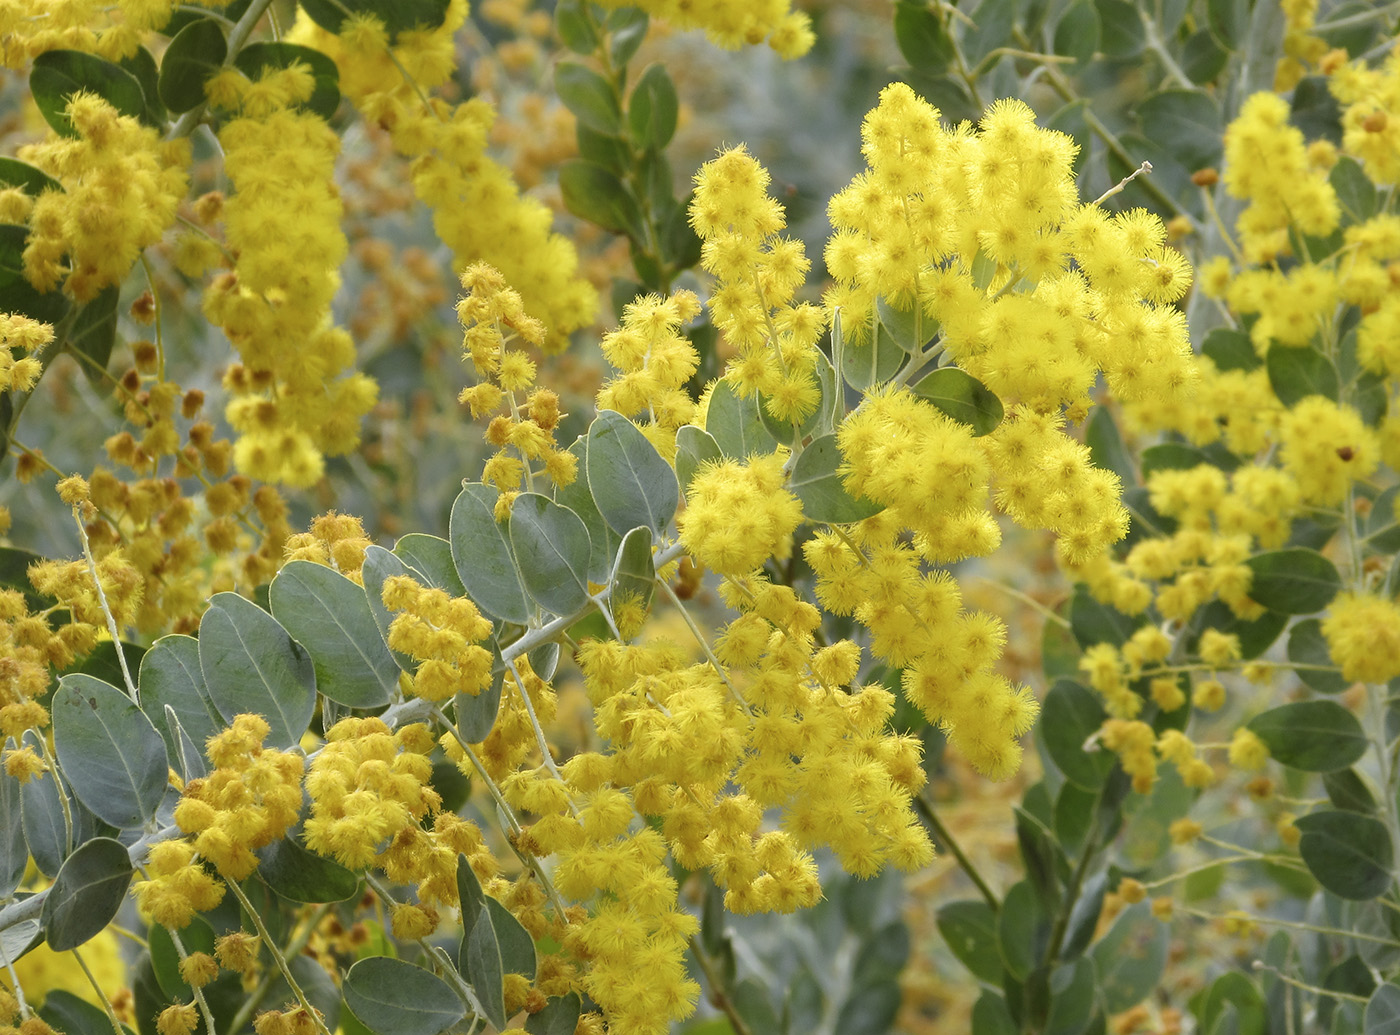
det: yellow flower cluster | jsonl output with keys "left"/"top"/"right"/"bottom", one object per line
{"left": 455, "top": 263, "right": 577, "bottom": 517}
{"left": 1221, "top": 92, "right": 1339, "bottom": 262}
{"left": 594, "top": 0, "right": 813, "bottom": 57}
{"left": 0, "top": 588, "right": 71, "bottom": 738}
{"left": 172, "top": 714, "right": 304, "bottom": 880}
{"left": 678, "top": 454, "right": 803, "bottom": 575}
{"left": 690, "top": 146, "right": 827, "bottom": 423}
{"left": 133, "top": 838, "right": 227, "bottom": 930}
{"left": 0, "top": 0, "right": 175, "bottom": 63}
{"left": 1321, "top": 593, "right": 1400, "bottom": 684}
{"left": 284, "top": 512, "right": 373, "bottom": 585}
{"left": 1122, "top": 354, "right": 1278, "bottom": 457}
{"left": 1331, "top": 48, "right": 1400, "bottom": 185}
{"left": 382, "top": 574, "right": 495, "bottom": 701}
{"left": 289, "top": 3, "right": 597, "bottom": 348}
{"left": 20, "top": 92, "right": 188, "bottom": 301}
{"left": 1278, "top": 397, "right": 1379, "bottom": 505}
{"left": 0, "top": 314, "right": 50, "bottom": 392}
{"left": 597, "top": 291, "right": 702, "bottom": 459}
{"left": 203, "top": 70, "right": 377, "bottom": 488}
{"left": 303, "top": 718, "right": 441, "bottom": 871}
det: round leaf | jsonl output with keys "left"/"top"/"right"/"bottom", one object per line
{"left": 705, "top": 379, "right": 779, "bottom": 460}
{"left": 258, "top": 832, "right": 360, "bottom": 903}
{"left": 935, "top": 900, "right": 1002, "bottom": 984}
{"left": 269, "top": 560, "right": 397, "bottom": 708}
{"left": 198, "top": 592, "right": 317, "bottom": 750}
{"left": 586, "top": 410, "right": 678, "bottom": 535}
{"left": 911, "top": 367, "right": 1003, "bottom": 436}
{"left": 31, "top": 50, "right": 149, "bottom": 136}
{"left": 41, "top": 836, "right": 132, "bottom": 951}
{"left": 394, "top": 533, "right": 467, "bottom": 597}
{"left": 675, "top": 424, "right": 722, "bottom": 492}
{"left": 1296, "top": 809, "right": 1393, "bottom": 900}
{"left": 157, "top": 18, "right": 227, "bottom": 114}
{"left": 1245, "top": 548, "right": 1340, "bottom": 614}
{"left": 1267, "top": 344, "right": 1339, "bottom": 405}
{"left": 342, "top": 957, "right": 465, "bottom": 1035}
{"left": 509, "top": 493, "right": 593, "bottom": 616}
{"left": 1247, "top": 701, "right": 1366, "bottom": 772}
{"left": 52, "top": 674, "right": 168, "bottom": 829}
{"left": 234, "top": 42, "right": 340, "bottom": 120}
{"left": 449, "top": 483, "right": 531, "bottom": 625}
{"left": 789, "top": 434, "right": 884, "bottom": 524}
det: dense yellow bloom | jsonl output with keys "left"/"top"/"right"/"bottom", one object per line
{"left": 678, "top": 454, "right": 803, "bottom": 575}
{"left": 1229, "top": 728, "right": 1270, "bottom": 770}
{"left": 383, "top": 574, "right": 495, "bottom": 700}
{"left": 0, "top": 314, "right": 50, "bottom": 392}
{"left": 133, "top": 839, "right": 227, "bottom": 929}
{"left": 597, "top": 292, "right": 702, "bottom": 458}
{"left": 1278, "top": 396, "right": 1378, "bottom": 505}
{"left": 1322, "top": 593, "right": 1400, "bottom": 684}
{"left": 594, "top": 0, "right": 813, "bottom": 57}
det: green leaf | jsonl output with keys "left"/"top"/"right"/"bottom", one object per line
{"left": 911, "top": 367, "right": 1003, "bottom": 435}
{"left": 1295, "top": 809, "right": 1393, "bottom": 900}
{"left": 360, "top": 545, "right": 422, "bottom": 672}
{"left": 1047, "top": 99, "right": 1091, "bottom": 176}
{"left": 1207, "top": 0, "right": 1249, "bottom": 48}
{"left": 1267, "top": 344, "right": 1339, "bottom": 405}
{"left": 66, "top": 285, "right": 119, "bottom": 394}
{"left": 1367, "top": 983, "right": 1400, "bottom": 1034}
{"left": 893, "top": 0, "right": 955, "bottom": 73}
{"left": 1287, "top": 618, "right": 1348, "bottom": 694}
{"left": 258, "top": 829, "right": 359, "bottom": 903}
{"left": 41, "top": 836, "right": 132, "bottom": 951}
{"left": 971, "top": 992, "right": 1018, "bottom": 1035}
{"left": 1200, "top": 972, "right": 1266, "bottom": 1035}
{"left": 1093, "top": 0, "right": 1144, "bottom": 58}
{"left": 395, "top": 533, "right": 468, "bottom": 597}
{"left": 1134, "top": 90, "right": 1223, "bottom": 173}
{"left": 997, "top": 880, "right": 1050, "bottom": 982}
{"left": 1245, "top": 548, "right": 1340, "bottom": 614}
{"left": 1246, "top": 700, "right": 1367, "bottom": 772}
{"left": 961, "top": 0, "right": 1014, "bottom": 62}
{"left": 610, "top": 525, "right": 655, "bottom": 626}
{"left": 1332, "top": 156, "right": 1378, "bottom": 224}
{"left": 166, "top": 707, "right": 206, "bottom": 783}
{"left": 555, "top": 61, "right": 621, "bottom": 134}
{"left": 758, "top": 349, "right": 839, "bottom": 446}
{"left": 297, "top": 0, "right": 449, "bottom": 41}
{"left": 1086, "top": 406, "right": 1136, "bottom": 488}
{"left": 1139, "top": 442, "right": 1210, "bottom": 480}
{"left": 457, "top": 854, "right": 487, "bottom": 936}
{"left": 157, "top": 18, "right": 226, "bottom": 114}
{"left": 139, "top": 633, "right": 222, "bottom": 762}
{"left": 234, "top": 42, "right": 339, "bottom": 120}
{"left": 40, "top": 990, "right": 135, "bottom": 1035}
{"left": 1181, "top": 28, "right": 1229, "bottom": 84}
{"left": 199, "top": 591, "right": 317, "bottom": 750}
{"left": 0, "top": 763, "right": 23, "bottom": 898}
{"left": 838, "top": 316, "right": 904, "bottom": 391}
{"left": 875, "top": 297, "right": 928, "bottom": 354}
{"left": 31, "top": 50, "right": 151, "bottom": 136}
{"left": 936, "top": 900, "right": 1002, "bottom": 984}
{"left": 120, "top": 46, "right": 166, "bottom": 124}
{"left": 449, "top": 483, "right": 531, "bottom": 625}
{"left": 586, "top": 410, "right": 679, "bottom": 535}
{"left": 1089, "top": 903, "right": 1168, "bottom": 1012}
{"left": 453, "top": 652, "right": 503, "bottom": 743}
{"left": 628, "top": 64, "right": 677, "bottom": 150}
{"left": 1069, "top": 586, "right": 1142, "bottom": 649}
{"left": 554, "top": 0, "right": 599, "bottom": 53}
{"left": 705, "top": 379, "right": 779, "bottom": 459}
{"left": 1323, "top": 767, "right": 1376, "bottom": 813}
{"left": 525, "top": 994, "right": 582, "bottom": 1035}
{"left": 0, "top": 222, "right": 71, "bottom": 325}
{"left": 834, "top": 977, "right": 900, "bottom": 1035}
{"left": 342, "top": 957, "right": 465, "bottom": 1035}
{"left": 509, "top": 493, "right": 593, "bottom": 615}
{"left": 269, "top": 561, "right": 397, "bottom": 709}
{"left": 555, "top": 437, "right": 620, "bottom": 584}
{"left": 52, "top": 674, "right": 167, "bottom": 829}
{"left": 463, "top": 904, "right": 507, "bottom": 1030}
{"left": 485, "top": 896, "right": 536, "bottom": 979}
{"left": 559, "top": 159, "right": 645, "bottom": 240}
{"left": 1040, "top": 679, "right": 1114, "bottom": 790}
{"left": 1045, "top": 958, "right": 1097, "bottom": 1035}
{"left": 0, "top": 157, "right": 61, "bottom": 196}
{"left": 1053, "top": 1, "right": 1100, "bottom": 66}
{"left": 675, "top": 424, "right": 722, "bottom": 492}
{"left": 790, "top": 434, "right": 884, "bottom": 524}
{"left": 21, "top": 733, "right": 72, "bottom": 876}
{"left": 1189, "top": 600, "right": 1287, "bottom": 661}
{"left": 607, "top": 8, "right": 649, "bottom": 66}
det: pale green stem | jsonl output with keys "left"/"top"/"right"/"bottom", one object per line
{"left": 504, "top": 658, "right": 578, "bottom": 815}
{"left": 226, "top": 879, "right": 334, "bottom": 1035}
{"left": 163, "top": 926, "right": 219, "bottom": 1035}
{"left": 1175, "top": 904, "right": 1400, "bottom": 947}
{"left": 657, "top": 579, "right": 750, "bottom": 715}
{"left": 72, "top": 505, "right": 138, "bottom": 703}
{"left": 224, "top": 903, "right": 333, "bottom": 1035}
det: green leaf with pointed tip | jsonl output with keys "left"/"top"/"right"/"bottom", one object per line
{"left": 395, "top": 533, "right": 468, "bottom": 597}
{"left": 234, "top": 42, "right": 339, "bottom": 120}
{"left": 893, "top": 0, "right": 955, "bottom": 73}
{"left": 561, "top": 159, "right": 645, "bottom": 240}
{"left": 463, "top": 904, "right": 506, "bottom": 1031}
{"left": 139, "top": 633, "right": 221, "bottom": 765}
{"left": 587, "top": 410, "right": 678, "bottom": 535}
{"left": 790, "top": 434, "right": 884, "bottom": 524}
{"left": 1287, "top": 618, "right": 1348, "bottom": 694}
{"left": 675, "top": 425, "right": 722, "bottom": 492}
{"left": 199, "top": 592, "right": 316, "bottom": 750}
{"left": 628, "top": 64, "right": 677, "bottom": 150}
{"left": 705, "top": 380, "right": 779, "bottom": 459}
{"left": 52, "top": 674, "right": 167, "bottom": 829}
{"left": 1267, "top": 344, "right": 1339, "bottom": 405}
{"left": 342, "top": 957, "right": 465, "bottom": 1035}
{"left": 258, "top": 829, "right": 359, "bottom": 903}
{"left": 1247, "top": 700, "right": 1366, "bottom": 772}
{"left": 41, "top": 836, "right": 132, "bottom": 951}
{"left": 526, "top": 994, "right": 582, "bottom": 1035}
{"left": 32, "top": 50, "right": 150, "bottom": 136}
{"left": 509, "top": 493, "right": 592, "bottom": 615}
{"left": 485, "top": 896, "right": 536, "bottom": 979}
{"left": 270, "top": 561, "right": 397, "bottom": 709}
{"left": 936, "top": 900, "right": 1002, "bottom": 984}
{"left": 911, "top": 367, "right": 1003, "bottom": 435}
{"left": 157, "top": 18, "right": 226, "bottom": 113}
{"left": 450, "top": 483, "right": 531, "bottom": 625}
{"left": 1090, "top": 903, "right": 1168, "bottom": 1012}
{"left": 610, "top": 525, "right": 655, "bottom": 627}
{"left": 1245, "top": 548, "right": 1340, "bottom": 614}
{"left": 554, "top": 0, "right": 599, "bottom": 52}
{"left": 1296, "top": 810, "right": 1393, "bottom": 900}
{"left": 555, "top": 61, "right": 621, "bottom": 134}
{"left": 607, "top": 8, "right": 649, "bottom": 65}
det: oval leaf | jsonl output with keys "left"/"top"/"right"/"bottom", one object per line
{"left": 911, "top": 367, "right": 1003, "bottom": 436}
{"left": 1287, "top": 618, "right": 1349, "bottom": 694}
{"left": 526, "top": 994, "right": 582, "bottom": 1035}
{"left": 41, "top": 836, "right": 133, "bottom": 951}
{"left": 449, "top": 483, "right": 531, "bottom": 625}
{"left": 675, "top": 424, "right": 722, "bottom": 492}
{"left": 31, "top": 50, "right": 149, "bottom": 136}
{"left": 706, "top": 379, "right": 779, "bottom": 460}
{"left": 198, "top": 592, "right": 317, "bottom": 750}
{"left": 936, "top": 900, "right": 1002, "bottom": 984}
{"left": 394, "top": 533, "right": 467, "bottom": 597}
{"left": 258, "top": 831, "right": 360, "bottom": 904}
{"left": 1089, "top": 902, "right": 1168, "bottom": 1012}
{"left": 138, "top": 635, "right": 222, "bottom": 759}
{"left": 1267, "top": 343, "right": 1339, "bottom": 405}
{"left": 1296, "top": 809, "right": 1393, "bottom": 900}
{"left": 342, "top": 957, "right": 465, "bottom": 1035}
{"left": 21, "top": 732, "right": 71, "bottom": 877}
{"left": 627, "top": 64, "right": 677, "bottom": 150}
{"left": 234, "top": 42, "right": 340, "bottom": 120}
{"left": 0, "top": 762, "right": 23, "bottom": 897}
{"left": 1245, "top": 548, "right": 1340, "bottom": 614}
{"left": 361, "top": 545, "right": 425, "bottom": 672}
{"left": 586, "top": 410, "right": 679, "bottom": 535}
{"left": 555, "top": 61, "right": 621, "bottom": 134}
{"left": 790, "top": 434, "right": 884, "bottom": 524}
{"left": 157, "top": 18, "right": 227, "bottom": 113}
{"left": 52, "top": 674, "right": 168, "bottom": 829}
{"left": 1247, "top": 701, "right": 1366, "bottom": 772}
{"left": 509, "top": 493, "right": 592, "bottom": 616}
{"left": 463, "top": 906, "right": 507, "bottom": 1030}
{"left": 269, "top": 561, "right": 397, "bottom": 708}
{"left": 555, "top": 436, "right": 620, "bottom": 584}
